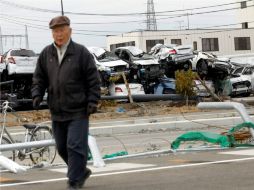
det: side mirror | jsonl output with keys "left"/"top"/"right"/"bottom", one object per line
{"left": 0, "top": 56, "right": 2, "bottom": 63}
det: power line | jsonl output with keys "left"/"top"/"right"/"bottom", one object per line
{"left": 0, "top": 17, "right": 118, "bottom": 36}
{"left": 0, "top": 16, "right": 126, "bottom": 33}
{"left": 0, "top": 4, "right": 253, "bottom": 26}
{"left": 112, "top": 27, "right": 254, "bottom": 38}
{"left": 0, "top": 0, "right": 252, "bottom": 16}
{"left": 2, "top": 14, "right": 254, "bottom": 38}
{"left": 154, "top": 5, "right": 254, "bottom": 22}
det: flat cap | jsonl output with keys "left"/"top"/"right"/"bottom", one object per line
{"left": 49, "top": 15, "right": 70, "bottom": 29}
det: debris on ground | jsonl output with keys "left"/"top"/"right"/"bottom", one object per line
{"left": 2, "top": 101, "right": 200, "bottom": 127}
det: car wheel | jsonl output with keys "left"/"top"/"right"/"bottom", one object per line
{"left": 197, "top": 59, "right": 208, "bottom": 78}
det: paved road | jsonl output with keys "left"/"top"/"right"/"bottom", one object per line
{"left": 2, "top": 107, "right": 254, "bottom": 189}
{"left": 1, "top": 148, "right": 254, "bottom": 190}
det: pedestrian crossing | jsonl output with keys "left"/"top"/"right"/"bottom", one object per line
{"left": 49, "top": 163, "right": 155, "bottom": 173}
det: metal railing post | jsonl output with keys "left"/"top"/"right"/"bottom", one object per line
{"left": 197, "top": 102, "right": 254, "bottom": 138}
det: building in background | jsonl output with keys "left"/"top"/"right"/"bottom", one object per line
{"left": 236, "top": 0, "right": 254, "bottom": 29}
{"left": 107, "top": 28, "right": 254, "bottom": 56}
{"left": 107, "top": 1, "right": 254, "bottom": 56}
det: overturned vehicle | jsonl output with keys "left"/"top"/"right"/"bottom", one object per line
{"left": 113, "top": 46, "right": 165, "bottom": 93}
{"left": 88, "top": 47, "right": 145, "bottom": 96}
{"left": 191, "top": 51, "right": 217, "bottom": 78}
{"left": 88, "top": 47, "right": 129, "bottom": 87}
{"left": 149, "top": 44, "right": 194, "bottom": 78}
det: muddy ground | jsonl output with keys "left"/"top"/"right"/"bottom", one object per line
{"left": 1, "top": 100, "right": 201, "bottom": 127}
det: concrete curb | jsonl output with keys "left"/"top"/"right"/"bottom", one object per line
{"left": 89, "top": 110, "right": 254, "bottom": 135}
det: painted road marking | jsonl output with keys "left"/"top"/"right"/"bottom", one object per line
{"left": 1, "top": 157, "right": 254, "bottom": 187}
{"left": 220, "top": 149, "right": 254, "bottom": 156}
{"left": 50, "top": 163, "right": 155, "bottom": 173}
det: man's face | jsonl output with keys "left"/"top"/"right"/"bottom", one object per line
{"left": 52, "top": 25, "right": 72, "bottom": 47}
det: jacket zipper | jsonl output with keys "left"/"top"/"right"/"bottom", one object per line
{"left": 56, "top": 53, "right": 68, "bottom": 113}
{"left": 56, "top": 55, "right": 61, "bottom": 113}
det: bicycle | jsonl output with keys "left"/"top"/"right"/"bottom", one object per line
{"left": 0, "top": 100, "right": 56, "bottom": 164}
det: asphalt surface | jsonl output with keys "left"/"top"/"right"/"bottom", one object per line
{"left": 2, "top": 107, "right": 254, "bottom": 190}
{"left": 1, "top": 148, "right": 254, "bottom": 190}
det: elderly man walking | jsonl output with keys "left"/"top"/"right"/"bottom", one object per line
{"left": 31, "top": 15, "right": 101, "bottom": 190}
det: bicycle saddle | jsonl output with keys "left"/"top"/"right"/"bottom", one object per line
{"left": 23, "top": 124, "right": 37, "bottom": 129}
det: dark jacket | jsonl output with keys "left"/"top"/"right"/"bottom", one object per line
{"left": 31, "top": 40, "right": 100, "bottom": 121}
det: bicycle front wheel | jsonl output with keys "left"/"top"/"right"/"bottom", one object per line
{"left": 0, "top": 136, "right": 15, "bottom": 161}
{"left": 29, "top": 126, "right": 56, "bottom": 165}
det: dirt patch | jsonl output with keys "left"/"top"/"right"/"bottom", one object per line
{"left": 2, "top": 100, "right": 200, "bottom": 127}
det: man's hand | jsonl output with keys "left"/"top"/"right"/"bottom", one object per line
{"left": 33, "top": 96, "right": 42, "bottom": 110}
{"left": 87, "top": 103, "right": 97, "bottom": 115}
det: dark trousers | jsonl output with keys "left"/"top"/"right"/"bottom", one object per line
{"left": 52, "top": 117, "right": 89, "bottom": 183}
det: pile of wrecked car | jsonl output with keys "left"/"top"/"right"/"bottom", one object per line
{"left": 88, "top": 45, "right": 254, "bottom": 98}
{"left": 1, "top": 45, "right": 253, "bottom": 106}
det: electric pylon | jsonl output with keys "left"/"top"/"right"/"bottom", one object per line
{"left": 146, "top": 0, "right": 157, "bottom": 31}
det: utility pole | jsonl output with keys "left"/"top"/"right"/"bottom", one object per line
{"left": 61, "top": 0, "right": 64, "bottom": 16}
{"left": 0, "top": 26, "right": 3, "bottom": 54}
{"left": 25, "top": 25, "right": 29, "bottom": 49}
{"left": 187, "top": 13, "right": 190, "bottom": 30}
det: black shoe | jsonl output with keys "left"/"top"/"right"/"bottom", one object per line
{"left": 78, "top": 168, "right": 92, "bottom": 188}
{"left": 67, "top": 183, "right": 80, "bottom": 190}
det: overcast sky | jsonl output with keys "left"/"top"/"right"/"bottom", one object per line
{"left": 0, "top": 0, "right": 238, "bottom": 53}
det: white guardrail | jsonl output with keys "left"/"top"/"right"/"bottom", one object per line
{"left": 0, "top": 135, "right": 105, "bottom": 173}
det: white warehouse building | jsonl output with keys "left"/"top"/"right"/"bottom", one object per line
{"left": 237, "top": 0, "right": 254, "bottom": 28}
{"left": 107, "top": 1, "right": 254, "bottom": 56}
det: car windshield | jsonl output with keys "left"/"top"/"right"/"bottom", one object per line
{"left": 97, "top": 51, "right": 120, "bottom": 62}
{"left": 10, "top": 49, "right": 36, "bottom": 57}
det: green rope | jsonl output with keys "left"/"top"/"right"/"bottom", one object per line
{"left": 171, "top": 122, "right": 254, "bottom": 150}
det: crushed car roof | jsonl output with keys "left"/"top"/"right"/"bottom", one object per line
{"left": 88, "top": 47, "right": 106, "bottom": 58}
{"left": 116, "top": 46, "right": 144, "bottom": 56}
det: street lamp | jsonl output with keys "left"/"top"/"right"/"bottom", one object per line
{"left": 61, "top": 0, "right": 64, "bottom": 15}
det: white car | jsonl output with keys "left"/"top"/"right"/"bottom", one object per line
{"left": 149, "top": 44, "right": 194, "bottom": 78}
{"left": 150, "top": 43, "right": 194, "bottom": 62}
{"left": 3, "top": 49, "right": 38, "bottom": 76}
{"left": 113, "top": 46, "right": 164, "bottom": 93}
{"left": 88, "top": 47, "right": 128, "bottom": 74}
{"left": 229, "top": 65, "right": 254, "bottom": 96}
{"left": 88, "top": 47, "right": 129, "bottom": 87}
{"left": 109, "top": 83, "right": 145, "bottom": 97}
{"left": 113, "top": 46, "right": 162, "bottom": 79}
